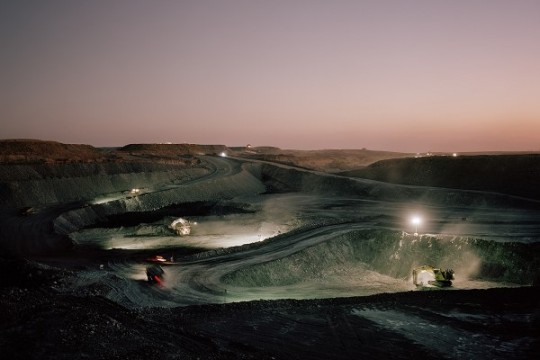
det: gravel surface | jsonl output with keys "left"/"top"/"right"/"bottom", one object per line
{"left": 1, "top": 259, "right": 538, "bottom": 360}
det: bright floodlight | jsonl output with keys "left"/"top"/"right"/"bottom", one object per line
{"left": 220, "top": 152, "right": 227, "bottom": 157}
{"left": 411, "top": 216, "right": 422, "bottom": 235}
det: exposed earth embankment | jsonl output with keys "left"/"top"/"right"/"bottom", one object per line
{"left": 223, "top": 230, "right": 540, "bottom": 287}
{"left": 340, "top": 155, "right": 540, "bottom": 200}
{"left": 239, "top": 148, "right": 412, "bottom": 172}
{"left": 2, "top": 154, "right": 540, "bottom": 257}
{"left": 257, "top": 162, "right": 540, "bottom": 208}
{"left": 54, "top": 161, "right": 266, "bottom": 234}
{"left": 0, "top": 162, "right": 209, "bottom": 208}
{"left": 1, "top": 140, "right": 540, "bottom": 359}
{"left": 0, "top": 156, "right": 266, "bottom": 255}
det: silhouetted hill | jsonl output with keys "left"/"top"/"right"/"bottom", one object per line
{"left": 0, "top": 140, "right": 231, "bottom": 165}
{"left": 241, "top": 149, "right": 412, "bottom": 172}
{"left": 0, "top": 139, "right": 106, "bottom": 163}
{"left": 118, "top": 143, "right": 227, "bottom": 156}
{"left": 340, "top": 155, "right": 540, "bottom": 200}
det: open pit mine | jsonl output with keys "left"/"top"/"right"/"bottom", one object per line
{"left": 1, "top": 140, "right": 539, "bottom": 360}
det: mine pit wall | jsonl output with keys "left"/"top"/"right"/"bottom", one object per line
{"left": 0, "top": 163, "right": 210, "bottom": 208}
{"left": 54, "top": 167, "right": 266, "bottom": 235}
{"left": 0, "top": 162, "right": 198, "bottom": 181}
{"left": 222, "top": 230, "right": 540, "bottom": 287}
{"left": 256, "top": 163, "right": 540, "bottom": 208}
{"left": 4, "top": 159, "right": 538, "bottom": 257}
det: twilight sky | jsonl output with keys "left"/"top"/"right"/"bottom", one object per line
{"left": 1, "top": 0, "right": 539, "bottom": 152}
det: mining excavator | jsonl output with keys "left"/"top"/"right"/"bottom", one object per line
{"left": 413, "top": 265, "right": 454, "bottom": 287}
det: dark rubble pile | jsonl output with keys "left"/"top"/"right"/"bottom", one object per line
{"left": 0, "top": 258, "right": 273, "bottom": 360}
{"left": 1, "top": 257, "right": 539, "bottom": 360}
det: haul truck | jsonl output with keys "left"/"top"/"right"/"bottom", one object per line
{"left": 146, "top": 265, "right": 165, "bottom": 285}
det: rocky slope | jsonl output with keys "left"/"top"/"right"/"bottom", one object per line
{"left": 340, "top": 155, "right": 540, "bottom": 200}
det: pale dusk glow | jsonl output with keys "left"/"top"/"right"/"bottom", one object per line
{"left": 1, "top": 1, "right": 539, "bottom": 152}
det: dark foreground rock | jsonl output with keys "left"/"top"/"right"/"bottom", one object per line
{"left": 1, "top": 259, "right": 538, "bottom": 360}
